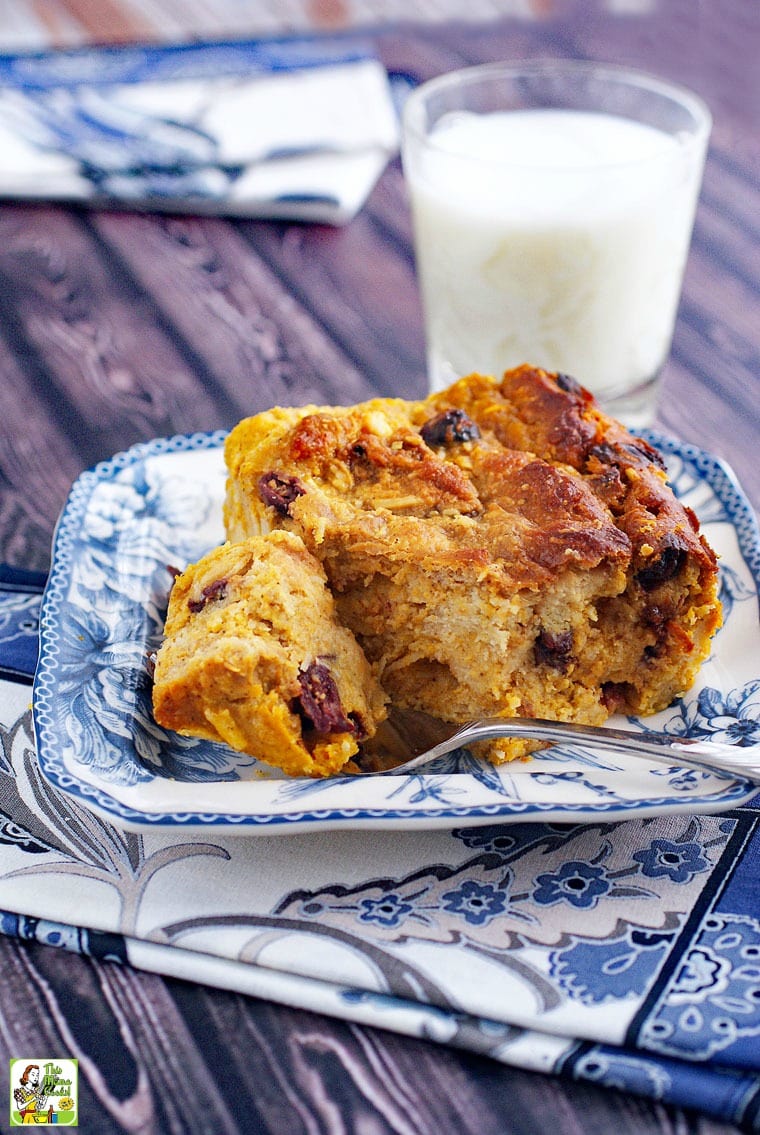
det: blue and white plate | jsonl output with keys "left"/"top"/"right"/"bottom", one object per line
{"left": 33, "top": 431, "right": 760, "bottom": 835}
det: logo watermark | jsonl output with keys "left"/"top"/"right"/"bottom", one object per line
{"left": 9, "top": 1059, "right": 78, "bottom": 1126}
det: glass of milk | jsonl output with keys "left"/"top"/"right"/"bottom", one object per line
{"left": 401, "top": 61, "right": 711, "bottom": 426}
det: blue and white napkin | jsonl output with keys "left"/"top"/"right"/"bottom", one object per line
{"left": 0, "top": 566, "right": 759, "bottom": 1129}
{"left": 0, "top": 39, "right": 401, "bottom": 223}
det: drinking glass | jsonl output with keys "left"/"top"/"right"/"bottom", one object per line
{"left": 401, "top": 61, "right": 711, "bottom": 426}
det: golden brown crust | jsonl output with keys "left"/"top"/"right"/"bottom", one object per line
{"left": 432, "top": 365, "right": 717, "bottom": 579}
{"left": 222, "top": 367, "right": 722, "bottom": 764}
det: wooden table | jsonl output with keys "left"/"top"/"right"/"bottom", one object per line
{"left": 1, "top": 7, "right": 756, "bottom": 1133}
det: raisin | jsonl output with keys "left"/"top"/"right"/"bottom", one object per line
{"left": 601, "top": 681, "right": 630, "bottom": 712}
{"left": 636, "top": 543, "right": 686, "bottom": 591}
{"left": 296, "top": 661, "right": 356, "bottom": 736}
{"left": 420, "top": 409, "right": 481, "bottom": 446}
{"left": 587, "top": 439, "right": 666, "bottom": 474}
{"left": 643, "top": 605, "right": 666, "bottom": 630}
{"left": 555, "top": 372, "right": 583, "bottom": 395}
{"left": 623, "top": 439, "right": 667, "bottom": 470}
{"left": 258, "top": 471, "right": 306, "bottom": 516}
{"left": 347, "top": 711, "right": 369, "bottom": 741}
{"left": 534, "top": 628, "right": 574, "bottom": 671}
{"left": 188, "top": 578, "right": 228, "bottom": 613}
{"left": 587, "top": 442, "right": 617, "bottom": 465}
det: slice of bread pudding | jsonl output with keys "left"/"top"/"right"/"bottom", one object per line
{"left": 152, "top": 531, "right": 387, "bottom": 777}
{"left": 223, "top": 366, "right": 721, "bottom": 763}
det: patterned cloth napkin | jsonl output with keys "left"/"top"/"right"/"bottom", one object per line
{"left": 1, "top": 565, "right": 759, "bottom": 1128}
{"left": 0, "top": 39, "right": 400, "bottom": 223}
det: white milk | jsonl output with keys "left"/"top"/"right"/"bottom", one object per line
{"left": 405, "top": 108, "right": 705, "bottom": 409}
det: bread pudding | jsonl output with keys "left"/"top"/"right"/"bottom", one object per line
{"left": 222, "top": 366, "right": 721, "bottom": 764}
{"left": 152, "top": 531, "right": 388, "bottom": 777}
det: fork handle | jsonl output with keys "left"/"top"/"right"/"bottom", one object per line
{"left": 397, "top": 717, "right": 760, "bottom": 782}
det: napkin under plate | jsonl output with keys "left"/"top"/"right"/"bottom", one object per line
{"left": 1, "top": 568, "right": 759, "bottom": 1129}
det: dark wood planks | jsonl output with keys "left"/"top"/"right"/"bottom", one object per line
{"left": 0, "top": 207, "right": 230, "bottom": 457}
{"left": 0, "top": 330, "right": 83, "bottom": 569}
{"left": 0, "top": 936, "right": 743, "bottom": 1135}
{"left": 240, "top": 204, "right": 427, "bottom": 400}
{"left": 90, "top": 212, "right": 385, "bottom": 412}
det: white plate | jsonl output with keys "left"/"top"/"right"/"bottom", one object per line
{"left": 33, "top": 430, "right": 760, "bottom": 834}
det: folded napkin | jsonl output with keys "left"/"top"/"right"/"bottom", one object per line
{"left": 0, "top": 39, "right": 401, "bottom": 223}
{"left": 1, "top": 569, "right": 759, "bottom": 1130}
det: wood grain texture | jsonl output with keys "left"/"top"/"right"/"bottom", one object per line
{"left": 0, "top": 936, "right": 744, "bottom": 1135}
{"left": 89, "top": 213, "right": 383, "bottom": 415}
{"left": 240, "top": 208, "right": 428, "bottom": 399}
{"left": 0, "top": 8, "right": 756, "bottom": 1135}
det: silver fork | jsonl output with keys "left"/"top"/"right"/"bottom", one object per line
{"left": 354, "top": 709, "right": 760, "bottom": 782}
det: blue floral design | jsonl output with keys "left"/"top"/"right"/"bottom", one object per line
{"left": 672, "top": 946, "right": 727, "bottom": 998}
{"left": 84, "top": 479, "right": 149, "bottom": 545}
{"left": 10, "top": 78, "right": 242, "bottom": 205}
{"left": 533, "top": 861, "right": 611, "bottom": 909}
{"left": 531, "top": 768, "right": 620, "bottom": 799}
{"left": 455, "top": 825, "right": 517, "bottom": 855}
{"left": 661, "top": 680, "right": 760, "bottom": 747}
{"left": 694, "top": 684, "right": 760, "bottom": 746}
{"left": 75, "top": 462, "right": 214, "bottom": 609}
{"left": 452, "top": 822, "right": 594, "bottom": 864}
{"left": 647, "top": 766, "right": 709, "bottom": 792}
{"left": 451, "top": 748, "right": 513, "bottom": 796}
{"left": 0, "top": 910, "right": 129, "bottom": 964}
{"left": 358, "top": 893, "right": 415, "bottom": 928}
{"left": 633, "top": 839, "right": 710, "bottom": 884}
{"left": 387, "top": 772, "right": 469, "bottom": 806}
{"left": 549, "top": 929, "right": 674, "bottom": 1004}
{"left": 0, "top": 591, "right": 39, "bottom": 642}
{"left": 440, "top": 879, "right": 509, "bottom": 925}
{"left": 572, "top": 1048, "right": 672, "bottom": 1097}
